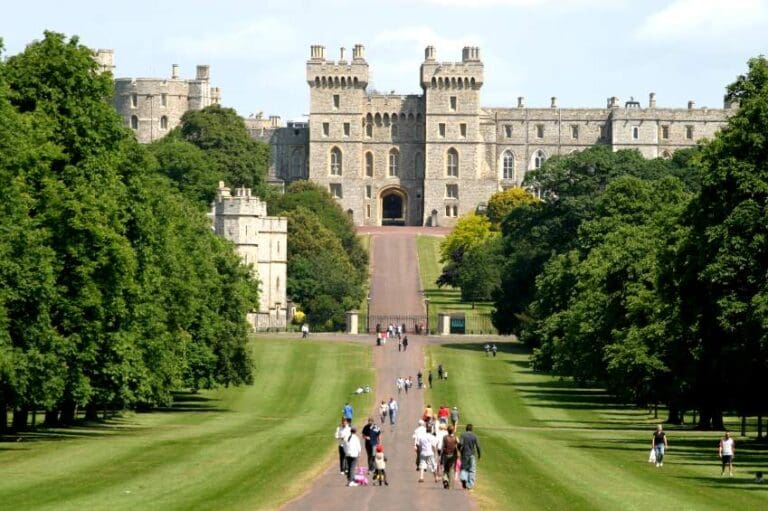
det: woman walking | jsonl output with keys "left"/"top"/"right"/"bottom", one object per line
{"left": 652, "top": 424, "right": 668, "bottom": 467}
{"left": 719, "top": 431, "right": 735, "bottom": 476}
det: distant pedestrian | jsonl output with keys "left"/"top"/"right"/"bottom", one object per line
{"left": 491, "top": 344, "right": 498, "bottom": 357}
{"left": 402, "top": 336, "right": 409, "bottom": 351}
{"left": 405, "top": 377, "right": 411, "bottom": 394}
{"left": 398, "top": 337, "right": 402, "bottom": 352}
{"left": 301, "top": 323, "right": 309, "bottom": 338}
{"left": 417, "top": 371, "right": 423, "bottom": 389}
{"left": 374, "top": 444, "right": 389, "bottom": 486}
{"left": 379, "top": 400, "right": 389, "bottom": 424}
{"left": 363, "top": 417, "right": 382, "bottom": 471}
{"left": 413, "top": 419, "right": 427, "bottom": 470}
{"left": 652, "top": 424, "right": 668, "bottom": 467}
{"left": 416, "top": 425, "right": 439, "bottom": 483}
{"left": 719, "top": 431, "right": 735, "bottom": 477}
{"left": 484, "top": 344, "right": 490, "bottom": 357}
{"left": 450, "top": 406, "right": 459, "bottom": 428}
{"left": 388, "top": 397, "right": 398, "bottom": 425}
{"left": 459, "top": 424, "right": 481, "bottom": 491}
{"left": 335, "top": 418, "right": 351, "bottom": 475}
{"left": 396, "top": 377, "right": 404, "bottom": 395}
{"left": 343, "top": 402, "right": 353, "bottom": 424}
{"left": 441, "top": 425, "right": 459, "bottom": 489}
{"left": 438, "top": 364, "right": 444, "bottom": 380}
{"left": 345, "top": 427, "right": 362, "bottom": 486}
{"left": 428, "top": 370, "right": 433, "bottom": 388}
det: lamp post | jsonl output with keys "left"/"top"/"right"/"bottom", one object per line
{"left": 424, "top": 298, "right": 431, "bottom": 336}
{"left": 366, "top": 295, "right": 371, "bottom": 333}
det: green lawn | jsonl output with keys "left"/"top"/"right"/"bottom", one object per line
{"left": 416, "top": 235, "right": 496, "bottom": 334}
{"left": 425, "top": 341, "right": 768, "bottom": 511}
{"left": 0, "top": 339, "right": 373, "bottom": 511}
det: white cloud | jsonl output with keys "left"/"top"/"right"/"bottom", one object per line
{"left": 163, "top": 17, "right": 299, "bottom": 59}
{"left": 635, "top": 0, "right": 768, "bottom": 41}
{"left": 414, "top": 0, "right": 620, "bottom": 6}
{"left": 373, "top": 26, "right": 482, "bottom": 57}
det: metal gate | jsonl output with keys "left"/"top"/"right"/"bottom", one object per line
{"left": 365, "top": 314, "right": 428, "bottom": 335}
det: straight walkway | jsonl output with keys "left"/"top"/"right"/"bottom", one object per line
{"left": 282, "top": 230, "right": 472, "bottom": 511}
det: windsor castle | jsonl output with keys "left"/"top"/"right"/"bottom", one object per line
{"left": 103, "top": 45, "right": 736, "bottom": 228}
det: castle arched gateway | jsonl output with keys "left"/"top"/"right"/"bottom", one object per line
{"left": 380, "top": 186, "right": 407, "bottom": 226}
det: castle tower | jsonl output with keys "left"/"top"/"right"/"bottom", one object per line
{"left": 306, "top": 44, "right": 369, "bottom": 203}
{"left": 421, "top": 46, "right": 489, "bottom": 226}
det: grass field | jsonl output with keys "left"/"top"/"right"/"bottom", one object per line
{"left": 0, "top": 339, "right": 373, "bottom": 511}
{"left": 416, "top": 235, "right": 496, "bottom": 334}
{"left": 425, "top": 341, "right": 768, "bottom": 511}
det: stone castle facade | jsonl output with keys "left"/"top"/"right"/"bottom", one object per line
{"left": 95, "top": 50, "right": 221, "bottom": 144}
{"left": 210, "top": 183, "right": 288, "bottom": 329}
{"left": 269, "top": 44, "right": 737, "bottom": 227}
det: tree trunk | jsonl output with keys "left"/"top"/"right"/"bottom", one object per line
{"left": 85, "top": 403, "right": 99, "bottom": 422}
{"left": 666, "top": 405, "right": 683, "bottom": 425}
{"left": 44, "top": 410, "right": 60, "bottom": 427}
{"left": 11, "top": 408, "right": 28, "bottom": 432}
{"left": 758, "top": 415, "right": 763, "bottom": 439}
{"left": 60, "top": 401, "right": 77, "bottom": 425}
{"left": 654, "top": 403, "right": 658, "bottom": 419}
{"left": 741, "top": 415, "right": 747, "bottom": 437}
{"left": 31, "top": 409, "right": 37, "bottom": 428}
{"left": 713, "top": 410, "right": 725, "bottom": 430}
{"left": 0, "top": 398, "right": 6, "bottom": 435}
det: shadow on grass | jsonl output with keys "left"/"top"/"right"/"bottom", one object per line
{"left": 675, "top": 475, "right": 768, "bottom": 490}
{"left": 143, "top": 391, "right": 228, "bottom": 414}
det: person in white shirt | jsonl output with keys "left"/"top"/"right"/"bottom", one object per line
{"left": 719, "top": 431, "right": 736, "bottom": 477}
{"left": 344, "top": 427, "right": 362, "bottom": 486}
{"left": 388, "top": 398, "right": 398, "bottom": 426}
{"left": 435, "top": 423, "right": 448, "bottom": 477}
{"left": 335, "top": 418, "right": 351, "bottom": 475}
{"left": 413, "top": 419, "right": 426, "bottom": 470}
{"left": 416, "top": 428, "right": 439, "bottom": 483}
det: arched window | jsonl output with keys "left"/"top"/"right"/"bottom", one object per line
{"left": 446, "top": 148, "right": 459, "bottom": 177}
{"left": 365, "top": 152, "right": 374, "bottom": 177}
{"left": 414, "top": 152, "right": 423, "bottom": 179}
{"left": 531, "top": 149, "right": 546, "bottom": 170}
{"left": 330, "top": 147, "right": 342, "bottom": 176}
{"left": 502, "top": 150, "right": 515, "bottom": 180}
{"left": 130, "top": 115, "right": 138, "bottom": 130}
{"left": 160, "top": 116, "right": 168, "bottom": 130}
{"left": 366, "top": 123, "right": 373, "bottom": 137}
{"left": 388, "top": 148, "right": 399, "bottom": 177}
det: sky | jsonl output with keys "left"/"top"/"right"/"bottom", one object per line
{"left": 2, "top": 0, "right": 768, "bottom": 121}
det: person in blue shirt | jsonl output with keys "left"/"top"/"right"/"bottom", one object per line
{"left": 343, "top": 402, "right": 353, "bottom": 424}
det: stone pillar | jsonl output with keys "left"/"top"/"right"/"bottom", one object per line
{"left": 346, "top": 310, "right": 359, "bottom": 335}
{"left": 437, "top": 313, "right": 451, "bottom": 336}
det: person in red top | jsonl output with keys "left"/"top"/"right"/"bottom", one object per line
{"left": 438, "top": 405, "right": 450, "bottom": 424}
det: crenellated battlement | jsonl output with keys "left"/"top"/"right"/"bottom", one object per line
{"left": 307, "top": 44, "right": 369, "bottom": 89}
{"left": 421, "top": 46, "right": 484, "bottom": 90}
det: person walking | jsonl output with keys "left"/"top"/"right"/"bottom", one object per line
{"left": 335, "top": 418, "right": 351, "bottom": 475}
{"left": 343, "top": 402, "right": 353, "bottom": 424}
{"left": 450, "top": 406, "right": 459, "bottom": 428}
{"left": 374, "top": 444, "right": 389, "bottom": 486}
{"left": 428, "top": 370, "right": 434, "bottom": 389}
{"left": 416, "top": 424, "right": 439, "bottom": 483}
{"left": 719, "top": 431, "right": 736, "bottom": 477}
{"left": 459, "top": 424, "right": 481, "bottom": 491}
{"left": 417, "top": 371, "right": 423, "bottom": 389}
{"left": 413, "top": 419, "right": 426, "bottom": 471}
{"left": 345, "top": 427, "right": 362, "bottom": 486}
{"left": 388, "top": 397, "right": 398, "bottom": 426}
{"left": 438, "top": 364, "right": 444, "bottom": 380}
{"left": 301, "top": 323, "right": 309, "bottom": 338}
{"left": 363, "top": 417, "right": 382, "bottom": 471}
{"left": 652, "top": 424, "right": 668, "bottom": 467}
{"left": 405, "top": 377, "right": 411, "bottom": 395}
{"left": 379, "top": 400, "right": 389, "bottom": 424}
{"left": 402, "top": 336, "right": 408, "bottom": 351}
{"left": 396, "top": 377, "right": 403, "bottom": 395}
{"left": 491, "top": 344, "right": 498, "bottom": 358}
{"left": 441, "top": 425, "right": 459, "bottom": 489}
{"left": 484, "top": 344, "right": 490, "bottom": 357}
{"left": 398, "top": 336, "right": 402, "bottom": 352}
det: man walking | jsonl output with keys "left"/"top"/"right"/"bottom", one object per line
{"left": 345, "top": 427, "right": 362, "bottom": 486}
{"left": 335, "top": 418, "right": 351, "bottom": 475}
{"left": 343, "top": 402, "right": 353, "bottom": 424}
{"left": 402, "top": 336, "right": 409, "bottom": 351}
{"left": 363, "top": 417, "right": 382, "bottom": 471}
{"left": 450, "top": 406, "right": 459, "bottom": 428}
{"left": 719, "top": 431, "right": 736, "bottom": 477}
{"left": 388, "top": 397, "right": 398, "bottom": 426}
{"left": 428, "top": 370, "right": 434, "bottom": 389}
{"left": 459, "top": 424, "right": 481, "bottom": 491}
{"left": 438, "top": 364, "right": 444, "bottom": 380}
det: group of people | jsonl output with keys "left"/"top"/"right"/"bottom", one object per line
{"left": 336, "top": 412, "right": 391, "bottom": 487}
{"left": 483, "top": 343, "right": 498, "bottom": 357}
{"left": 652, "top": 424, "right": 745, "bottom": 478}
{"left": 412, "top": 408, "right": 480, "bottom": 491}
{"left": 379, "top": 398, "right": 399, "bottom": 426}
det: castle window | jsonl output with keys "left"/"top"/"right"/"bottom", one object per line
{"left": 388, "top": 148, "right": 400, "bottom": 177}
{"left": 160, "top": 116, "right": 168, "bottom": 130}
{"left": 536, "top": 124, "right": 544, "bottom": 138}
{"left": 333, "top": 94, "right": 340, "bottom": 109}
{"left": 365, "top": 152, "right": 374, "bottom": 177}
{"left": 502, "top": 150, "right": 515, "bottom": 180}
{"left": 366, "top": 185, "right": 372, "bottom": 199}
{"left": 532, "top": 149, "right": 546, "bottom": 170}
{"left": 131, "top": 94, "right": 138, "bottom": 108}
{"left": 632, "top": 126, "right": 639, "bottom": 140}
{"left": 161, "top": 93, "right": 167, "bottom": 107}
{"left": 504, "top": 125, "right": 513, "bottom": 138}
{"left": 446, "top": 184, "right": 459, "bottom": 199}
{"left": 686, "top": 125, "right": 694, "bottom": 139}
{"left": 330, "top": 147, "right": 342, "bottom": 175}
{"left": 439, "top": 123, "right": 446, "bottom": 138}
{"left": 661, "top": 125, "right": 670, "bottom": 139}
{"left": 366, "top": 204, "right": 371, "bottom": 218}
{"left": 329, "top": 183, "right": 342, "bottom": 198}
{"left": 446, "top": 148, "right": 459, "bottom": 177}
{"left": 130, "top": 115, "right": 138, "bottom": 130}
{"left": 391, "top": 124, "right": 398, "bottom": 137}
{"left": 445, "top": 206, "right": 452, "bottom": 217}
{"left": 571, "top": 125, "right": 579, "bottom": 139}
{"left": 460, "top": 123, "right": 467, "bottom": 138}
{"left": 323, "top": 122, "right": 330, "bottom": 137}
{"left": 366, "top": 122, "right": 373, "bottom": 138}
{"left": 343, "top": 122, "right": 350, "bottom": 137}
{"left": 450, "top": 96, "right": 457, "bottom": 111}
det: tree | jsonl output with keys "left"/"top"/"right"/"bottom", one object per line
{"left": 148, "top": 135, "right": 219, "bottom": 206}
{"left": 437, "top": 213, "right": 494, "bottom": 288}
{"left": 486, "top": 187, "right": 538, "bottom": 227}
{"left": 457, "top": 237, "right": 504, "bottom": 302}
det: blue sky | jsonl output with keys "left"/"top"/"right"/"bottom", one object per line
{"left": 2, "top": 0, "right": 768, "bottom": 120}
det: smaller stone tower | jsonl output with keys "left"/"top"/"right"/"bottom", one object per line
{"left": 212, "top": 183, "right": 288, "bottom": 329}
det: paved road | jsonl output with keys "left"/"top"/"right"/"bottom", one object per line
{"left": 282, "top": 229, "right": 473, "bottom": 511}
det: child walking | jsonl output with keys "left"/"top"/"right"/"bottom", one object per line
{"left": 374, "top": 444, "right": 389, "bottom": 486}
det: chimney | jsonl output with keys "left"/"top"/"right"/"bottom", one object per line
{"left": 339, "top": 47, "right": 346, "bottom": 62}
{"left": 608, "top": 96, "right": 620, "bottom": 109}
{"left": 551, "top": 96, "right": 558, "bottom": 108}
{"left": 462, "top": 47, "right": 471, "bottom": 62}
{"left": 649, "top": 92, "right": 656, "bottom": 109}
{"left": 353, "top": 44, "right": 366, "bottom": 61}
{"left": 425, "top": 46, "right": 436, "bottom": 61}
{"left": 172, "top": 64, "right": 179, "bottom": 79}
{"left": 310, "top": 45, "right": 326, "bottom": 61}
{"left": 688, "top": 100, "right": 695, "bottom": 110}
{"left": 517, "top": 96, "right": 525, "bottom": 108}
{"left": 196, "top": 65, "right": 210, "bottom": 81}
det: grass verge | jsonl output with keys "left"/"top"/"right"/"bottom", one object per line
{"left": 0, "top": 338, "right": 374, "bottom": 511}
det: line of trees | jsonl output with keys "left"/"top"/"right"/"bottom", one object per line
{"left": 0, "top": 33, "right": 259, "bottom": 432}
{"left": 490, "top": 57, "right": 768, "bottom": 430}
